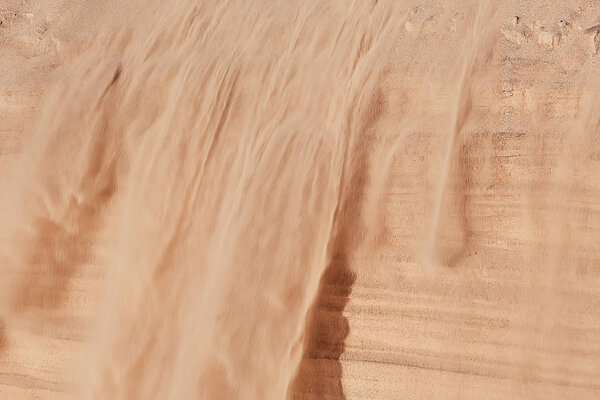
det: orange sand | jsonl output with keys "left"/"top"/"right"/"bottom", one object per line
{"left": 1, "top": 1, "right": 600, "bottom": 399}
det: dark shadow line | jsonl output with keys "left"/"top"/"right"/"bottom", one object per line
{"left": 290, "top": 89, "right": 385, "bottom": 399}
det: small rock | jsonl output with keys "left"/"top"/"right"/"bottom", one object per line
{"left": 501, "top": 27, "right": 526, "bottom": 45}
{"left": 538, "top": 30, "right": 561, "bottom": 49}
{"left": 421, "top": 15, "right": 435, "bottom": 33}
{"left": 530, "top": 22, "right": 561, "bottom": 49}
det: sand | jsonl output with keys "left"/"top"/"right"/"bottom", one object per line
{"left": 1, "top": 0, "right": 600, "bottom": 399}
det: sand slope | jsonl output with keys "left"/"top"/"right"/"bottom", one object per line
{"left": 1, "top": 1, "right": 600, "bottom": 399}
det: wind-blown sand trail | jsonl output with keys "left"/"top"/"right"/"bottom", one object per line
{"left": 1, "top": 1, "right": 600, "bottom": 399}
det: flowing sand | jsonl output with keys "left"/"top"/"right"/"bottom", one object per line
{"left": 1, "top": 0, "right": 600, "bottom": 399}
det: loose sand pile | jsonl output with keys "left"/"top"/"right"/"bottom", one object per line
{"left": 1, "top": 1, "right": 600, "bottom": 399}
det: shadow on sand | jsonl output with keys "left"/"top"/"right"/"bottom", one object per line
{"left": 290, "top": 254, "right": 356, "bottom": 400}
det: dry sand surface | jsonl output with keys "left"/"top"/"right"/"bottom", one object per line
{"left": 1, "top": 0, "right": 600, "bottom": 399}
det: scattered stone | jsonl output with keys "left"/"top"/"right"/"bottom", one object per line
{"left": 529, "top": 21, "right": 561, "bottom": 49}
{"left": 501, "top": 16, "right": 528, "bottom": 45}
{"left": 537, "top": 29, "right": 557, "bottom": 49}
{"left": 502, "top": 27, "right": 526, "bottom": 45}
{"left": 420, "top": 15, "right": 435, "bottom": 33}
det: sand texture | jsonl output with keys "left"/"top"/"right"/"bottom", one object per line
{"left": 1, "top": 1, "right": 600, "bottom": 399}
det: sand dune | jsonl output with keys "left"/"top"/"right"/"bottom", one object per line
{"left": 1, "top": 1, "right": 600, "bottom": 399}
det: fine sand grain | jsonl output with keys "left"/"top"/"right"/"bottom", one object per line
{"left": 1, "top": 1, "right": 600, "bottom": 399}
